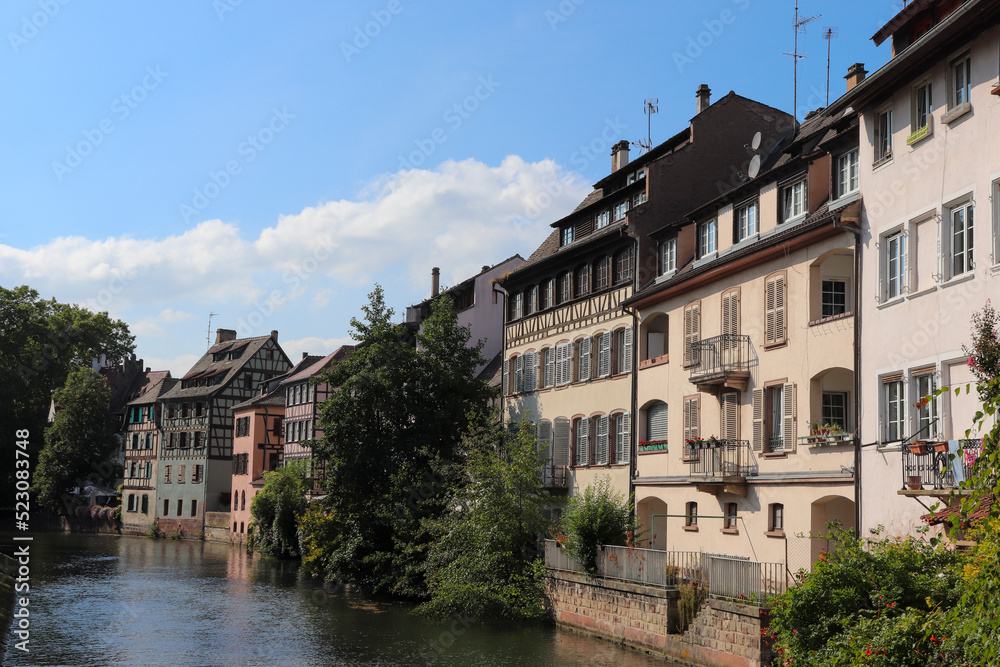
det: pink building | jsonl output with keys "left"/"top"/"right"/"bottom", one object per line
{"left": 230, "top": 389, "right": 285, "bottom": 543}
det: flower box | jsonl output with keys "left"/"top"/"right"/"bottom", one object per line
{"left": 906, "top": 475, "right": 922, "bottom": 490}
{"left": 908, "top": 442, "right": 930, "bottom": 455}
{"left": 931, "top": 441, "right": 950, "bottom": 453}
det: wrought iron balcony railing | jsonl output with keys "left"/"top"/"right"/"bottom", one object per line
{"left": 688, "top": 334, "right": 754, "bottom": 387}
{"left": 542, "top": 464, "right": 568, "bottom": 489}
{"left": 685, "top": 439, "right": 752, "bottom": 479}
{"left": 902, "top": 439, "right": 982, "bottom": 491}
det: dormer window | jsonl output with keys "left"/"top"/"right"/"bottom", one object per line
{"left": 658, "top": 238, "right": 677, "bottom": 275}
{"left": 612, "top": 200, "right": 629, "bottom": 222}
{"left": 735, "top": 200, "right": 758, "bottom": 242}
{"left": 595, "top": 211, "right": 610, "bottom": 230}
{"left": 781, "top": 178, "right": 808, "bottom": 222}
{"left": 561, "top": 226, "right": 574, "bottom": 246}
{"left": 697, "top": 220, "right": 717, "bottom": 258}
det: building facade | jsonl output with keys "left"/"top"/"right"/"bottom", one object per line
{"left": 230, "top": 388, "right": 285, "bottom": 543}
{"left": 121, "top": 375, "right": 174, "bottom": 534}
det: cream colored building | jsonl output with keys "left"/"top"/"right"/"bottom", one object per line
{"left": 826, "top": 0, "right": 1000, "bottom": 538}
{"left": 625, "top": 110, "right": 860, "bottom": 570}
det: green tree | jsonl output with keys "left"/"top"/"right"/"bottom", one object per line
{"left": 560, "top": 476, "right": 640, "bottom": 573}
{"left": 0, "top": 285, "right": 134, "bottom": 499}
{"left": 248, "top": 461, "right": 310, "bottom": 558}
{"left": 34, "top": 368, "right": 119, "bottom": 514}
{"left": 308, "top": 285, "right": 492, "bottom": 597}
{"left": 963, "top": 300, "right": 1000, "bottom": 402}
{"left": 417, "top": 417, "right": 549, "bottom": 620}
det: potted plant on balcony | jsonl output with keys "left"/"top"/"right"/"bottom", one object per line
{"left": 906, "top": 475, "right": 922, "bottom": 490}
{"left": 908, "top": 441, "right": 930, "bottom": 455}
{"left": 931, "top": 440, "right": 950, "bottom": 453}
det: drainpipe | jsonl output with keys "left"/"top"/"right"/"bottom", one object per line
{"left": 621, "top": 225, "right": 641, "bottom": 509}
{"left": 836, "top": 216, "right": 863, "bottom": 537}
{"left": 492, "top": 282, "right": 509, "bottom": 426}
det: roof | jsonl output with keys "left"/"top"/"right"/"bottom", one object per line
{"left": 124, "top": 370, "right": 172, "bottom": 405}
{"left": 159, "top": 334, "right": 285, "bottom": 401}
{"left": 477, "top": 352, "right": 503, "bottom": 388}
{"left": 507, "top": 217, "right": 631, "bottom": 280}
{"left": 126, "top": 376, "right": 177, "bottom": 407}
{"left": 872, "top": 0, "right": 936, "bottom": 46}
{"left": 923, "top": 495, "right": 994, "bottom": 526}
{"left": 281, "top": 346, "right": 354, "bottom": 385}
{"left": 410, "top": 255, "right": 524, "bottom": 310}
{"left": 233, "top": 385, "right": 287, "bottom": 411}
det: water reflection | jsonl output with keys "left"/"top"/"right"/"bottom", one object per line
{"left": 4, "top": 534, "right": 675, "bottom": 666}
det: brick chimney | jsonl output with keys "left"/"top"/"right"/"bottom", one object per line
{"left": 611, "top": 140, "right": 630, "bottom": 172}
{"left": 215, "top": 328, "right": 237, "bottom": 344}
{"left": 845, "top": 63, "right": 868, "bottom": 92}
{"left": 270, "top": 330, "right": 278, "bottom": 343}
{"left": 696, "top": 84, "right": 712, "bottom": 114}
{"left": 432, "top": 267, "right": 440, "bottom": 297}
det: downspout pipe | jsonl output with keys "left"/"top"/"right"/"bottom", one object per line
{"left": 492, "top": 282, "right": 509, "bottom": 426}
{"left": 835, "top": 216, "right": 863, "bottom": 537}
{"left": 621, "top": 224, "right": 641, "bottom": 509}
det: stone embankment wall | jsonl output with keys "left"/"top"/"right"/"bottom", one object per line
{"left": 545, "top": 571, "right": 771, "bottom": 667}
{"left": 204, "top": 511, "right": 231, "bottom": 543}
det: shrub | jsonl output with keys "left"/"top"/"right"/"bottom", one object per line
{"left": 147, "top": 522, "right": 164, "bottom": 539}
{"left": 561, "top": 476, "right": 640, "bottom": 573}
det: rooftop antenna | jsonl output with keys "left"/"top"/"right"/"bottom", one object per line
{"left": 633, "top": 98, "right": 658, "bottom": 154}
{"left": 783, "top": 0, "right": 821, "bottom": 121}
{"left": 823, "top": 27, "right": 838, "bottom": 106}
{"left": 207, "top": 312, "right": 218, "bottom": 350}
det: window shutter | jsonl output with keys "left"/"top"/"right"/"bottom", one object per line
{"left": 545, "top": 348, "right": 555, "bottom": 387}
{"left": 765, "top": 279, "right": 777, "bottom": 344}
{"left": 552, "top": 419, "right": 569, "bottom": 467}
{"left": 599, "top": 332, "right": 612, "bottom": 377}
{"left": 775, "top": 276, "right": 786, "bottom": 343}
{"left": 502, "top": 359, "right": 510, "bottom": 396}
{"left": 683, "top": 397, "right": 699, "bottom": 442}
{"left": 579, "top": 338, "right": 592, "bottom": 382}
{"left": 782, "top": 383, "right": 797, "bottom": 452}
{"left": 576, "top": 418, "right": 590, "bottom": 466}
{"left": 596, "top": 415, "right": 610, "bottom": 464}
{"left": 559, "top": 343, "right": 572, "bottom": 386}
{"left": 684, "top": 305, "right": 700, "bottom": 365}
{"left": 619, "top": 412, "right": 631, "bottom": 464}
{"left": 647, "top": 402, "right": 668, "bottom": 441}
{"left": 752, "top": 388, "right": 765, "bottom": 451}
{"left": 622, "top": 325, "right": 633, "bottom": 373}
{"left": 525, "top": 351, "right": 538, "bottom": 392}
{"left": 721, "top": 392, "right": 739, "bottom": 441}
{"left": 537, "top": 420, "right": 552, "bottom": 455}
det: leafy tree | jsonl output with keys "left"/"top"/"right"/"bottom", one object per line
{"left": 0, "top": 285, "right": 134, "bottom": 499}
{"left": 560, "top": 476, "right": 640, "bottom": 573}
{"left": 34, "top": 368, "right": 119, "bottom": 514}
{"left": 417, "top": 417, "right": 549, "bottom": 620}
{"left": 308, "top": 285, "right": 492, "bottom": 597}
{"left": 248, "top": 461, "right": 310, "bottom": 558}
{"left": 963, "top": 300, "right": 1000, "bottom": 401}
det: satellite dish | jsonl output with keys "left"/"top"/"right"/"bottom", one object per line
{"left": 748, "top": 155, "right": 761, "bottom": 179}
{"left": 751, "top": 132, "right": 762, "bottom": 150}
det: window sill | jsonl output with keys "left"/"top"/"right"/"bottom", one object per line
{"left": 655, "top": 270, "right": 677, "bottom": 283}
{"left": 876, "top": 296, "right": 905, "bottom": 310}
{"left": 639, "top": 354, "right": 669, "bottom": 369}
{"left": 906, "top": 285, "right": 938, "bottom": 300}
{"left": 682, "top": 456, "right": 700, "bottom": 464}
{"left": 872, "top": 155, "right": 894, "bottom": 171}
{"left": 942, "top": 271, "right": 975, "bottom": 288}
{"left": 762, "top": 451, "right": 788, "bottom": 459}
{"left": 808, "top": 310, "right": 854, "bottom": 327}
{"left": 780, "top": 214, "right": 808, "bottom": 227}
{"left": 762, "top": 340, "right": 787, "bottom": 351}
{"left": 942, "top": 102, "right": 972, "bottom": 126}
{"left": 721, "top": 528, "right": 739, "bottom": 535}
{"left": 829, "top": 192, "right": 860, "bottom": 212}
{"left": 765, "top": 530, "right": 786, "bottom": 539}
{"left": 693, "top": 252, "right": 718, "bottom": 268}
{"left": 682, "top": 525, "right": 699, "bottom": 532}
{"left": 991, "top": 264, "right": 1000, "bottom": 276}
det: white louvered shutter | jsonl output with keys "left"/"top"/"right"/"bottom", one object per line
{"left": 514, "top": 355, "right": 524, "bottom": 394}
{"left": 616, "top": 412, "right": 631, "bottom": 464}
{"left": 599, "top": 332, "right": 612, "bottom": 377}
{"left": 765, "top": 276, "right": 786, "bottom": 345}
{"left": 596, "top": 415, "right": 610, "bottom": 464}
{"left": 782, "top": 383, "right": 797, "bottom": 452}
{"left": 721, "top": 392, "right": 739, "bottom": 441}
{"left": 552, "top": 419, "right": 570, "bottom": 468}
{"left": 752, "top": 388, "right": 765, "bottom": 451}
{"left": 560, "top": 343, "right": 572, "bottom": 385}
{"left": 579, "top": 338, "right": 592, "bottom": 382}
{"left": 502, "top": 359, "right": 510, "bottom": 396}
{"left": 622, "top": 325, "right": 633, "bottom": 373}
{"left": 525, "top": 351, "right": 538, "bottom": 392}
{"left": 684, "top": 305, "right": 700, "bottom": 365}
{"left": 544, "top": 348, "right": 554, "bottom": 387}
{"left": 537, "top": 420, "right": 552, "bottom": 457}
{"left": 647, "top": 403, "right": 668, "bottom": 441}
{"left": 575, "top": 418, "right": 590, "bottom": 466}
{"left": 775, "top": 276, "right": 786, "bottom": 343}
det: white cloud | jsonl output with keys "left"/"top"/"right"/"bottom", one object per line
{"left": 0, "top": 156, "right": 587, "bottom": 315}
{"left": 132, "top": 308, "right": 195, "bottom": 338}
{"left": 142, "top": 353, "right": 200, "bottom": 377}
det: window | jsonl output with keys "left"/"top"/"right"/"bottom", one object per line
{"left": 724, "top": 502, "right": 738, "bottom": 530}
{"left": 141, "top": 494, "right": 149, "bottom": 514}
{"left": 555, "top": 342, "right": 572, "bottom": 386}
{"left": 595, "top": 210, "right": 610, "bottom": 229}
{"left": 822, "top": 392, "right": 848, "bottom": 431}
{"left": 273, "top": 417, "right": 282, "bottom": 437}
{"left": 594, "top": 415, "right": 610, "bottom": 465}
{"left": 883, "top": 377, "right": 905, "bottom": 442}
{"left": 735, "top": 201, "right": 758, "bottom": 242}
{"left": 524, "top": 350, "right": 538, "bottom": 392}
{"left": 875, "top": 109, "right": 893, "bottom": 164}
{"left": 577, "top": 338, "right": 592, "bottom": 382}
{"left": 682, "top": 396, "right": 700, "bottom": 457}
{"left": 884, "top": 231, "right": 906, "bottom": 299}
{"left": 613, "top": 200, "right": 629, "bottom": 221}
{"left": 835, "top": 150, "right": 860, "bottom": 198}
{"left": 178, "top": 464, "right": 186, "bottom": 484}
{"left": 781, "top": 178, "right": 807, "bottom": 221}
{"left": 685, "top": 502, "right": 698, "bottom": 528}
{"left": 561, "top": 226, "right": 574, "bottom": 246}
{"left": 192, "top": 464, "right": 203, "bottom": 484}
{"left": 721, "top": 391, "right": 739, "bottom": 441}
{"left": 950, "top": 201, "right": 974, "bottom": 278}
{"left": 658, "top": 238, "right": 677, "bottom": 275}
{"left": 127, "top": 495, "right": 136, "bottom": 512}
{"left": 131, "top": 434, "right": 139, "bottom": 450}
{"left": 613, "top": 412, "right": 630, "bottom": 464}
{"left": 646, "top": 402, "right": 668, "bottom": 442}
{"left": 596, "top": 331, "right": 612, "bottom": 378}
{"left": 526, "top": 286, "right": 537, "bottom": 315}
{"left": 191, "top": 499, "right": 198, "bottom": 517}
{"left": 913, "top": 81, "right": 932, "bottom": 132}
{"left": 510, "top": 292, "right": 523, "bottom": 320}
{"left": 164, "top": 465, "right": 172, "bottom": 484}
{"left": 770, "top": 503, "right": 785, "bottom": 532}
{"left": 541, "top": 279, "right": 553, "bottom": 310}
{"left": 574, "top": 417, "right": 590, "bottom": 466}
{"left": 594, "top": 257, "right": 610, "bottom": 290}
{"left": 613, "top": 247, "right": 633, "bottom": 284}
{"left": 753, "top": 383, "right": 796, "bottom": 453}
{"left": 697, "top": 220, "right": 717, "bottom": 258}
{"left": 821, "top": 280, "right": 847, "bottom": 318}
{"left": 574, "top": 265, "right": 590, "bottom": 298}
{"left": 241, "top": 491, "right": 246, "bottom": 511}
{"left": 614, "top": 326, "right": 633, "bottom": 374}
{"left": 193, "top": 432, "right": 202, "bottom": 449}
{"left": 683, "top": 303, "right": 701, "bottom": 366}
{"left": 915, "top": 372, "right": 938, "bottom": 438}
{"left": 177, "top": 499, "right": 183, "bottom": 516}
{"left": 163, "top": 499, "right": 169, "bottom": 516}
{"left": 558, "top": 272, "right": 572, "bottom": 304}
{"left": 768, "top": 385, "right": 785, "bottom": 452}
{"left": 542, "top": 348, "right": 554, "bottom": 388}
{"left": 952, "top": 54, "right": 971, "bottom": 107}
{"left": 764, "top": 273, "right": 787, "bottom": 345}
{"left": 633, "top": 191, "right": 647, "bottom": 207}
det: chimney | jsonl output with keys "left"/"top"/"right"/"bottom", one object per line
{"left": 215, "top": 328, "right": 237, "bottom": 344}
{"left": 611, "top": 140, "right": 630, "bottom": 172}
{"left": 696, "top": 84, "right": 711, "bottom": 114}
{"left": 432, "top": 267, "right": 440, "bottom": 297}
{"left": 145, "top": 367, "right": 151, "bottom": 373}
{"left": 845, "top": 63, "right": 868, "bottom": 92}
{"left": 302, "top": 352, "right": 310, "bottom": 359}
{"left": 270, "top": 330, "right": 278, "bottom": 343}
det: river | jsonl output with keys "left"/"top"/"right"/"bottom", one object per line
{"left": 3, "top": 533, "right": 677, "bottom": 666}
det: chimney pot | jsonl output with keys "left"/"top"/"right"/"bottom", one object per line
{"left": 696, "top": 84, "right": 712, "bottom": 114}
{"left": 432, "top": 267, "right": 441, "bottom": 297}
{"left": 215, "top": 328, "right": 238, "bottom": 344}
{"left": 845, "top": 63, "right": 868, "bottom": 92}
{"left": 611, "top": 140, "right": 630, "bottom": 172}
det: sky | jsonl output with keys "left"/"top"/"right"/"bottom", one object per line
{"left": 0, "top": 0, "right": 903, "bottom": 376}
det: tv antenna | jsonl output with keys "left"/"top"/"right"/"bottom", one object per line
{"left": 207, "top": 312, "right": 218, "bottom": 350}
{"left": 823, "top": 27, "right": 838, "bottom": 106}
{"left": 633, "top": 98, "right": 658, "bottom": 154}
{"left": 782, "top": 0, "right": 821, "bottom": 121}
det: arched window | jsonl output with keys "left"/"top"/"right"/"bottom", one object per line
{"left": 642, "top": 314, "right": 669, "bottom": 362}
{"left": 574, "top": 265, "right": 590, "bottom": 298}
{"left": 594, "top": 257, "right": 611, "bottom": 290}
{"left": 613, "top": 247, "right": 634, "bottom": 284}
{"left": 558, "top": 272, "right": 572, "bottom": 303}
{"left": 241, "top": 490, "right": 246, "bottom": 511}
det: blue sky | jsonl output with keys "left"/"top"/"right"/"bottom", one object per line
{"left": 1, "top": 0, "right": 900, "bottom": 374}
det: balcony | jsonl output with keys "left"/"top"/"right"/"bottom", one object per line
{"left": 901, "top": 439, "right": 982, "bottom": 495}
{"left": 685, "top": 439, "right": 752, "bottom": 495}
{"left": 163, "top": 415, "right": 209, "bottom": 429}
{"left": 542, "top": 464, "right": 569, "bottom": 492}
{"left": 688, "top": 335, "right": 754, "bottom": 392}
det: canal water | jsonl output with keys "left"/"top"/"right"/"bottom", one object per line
{"left": 4, "top": 533, "right": 677, "bottom": 666}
